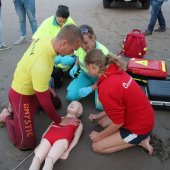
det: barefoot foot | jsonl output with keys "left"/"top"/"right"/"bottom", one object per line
{"left": 7, "top": 103, "right": 13, "bottom": 113}
{"left": 0, "top": 108, "right": 10, "bottom": 123}
{"left": 139, "top": 136, "right": 153, "bottom": 155}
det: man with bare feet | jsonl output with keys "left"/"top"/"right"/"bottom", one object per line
{"left": 0, "top": 25, "right": 82, "bottom": 150}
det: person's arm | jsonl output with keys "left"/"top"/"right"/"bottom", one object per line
{"left": 54, "top": 55, "right": 76, "bottom": 67}
{"left": 89, "top": 122, "right": 123, "bottom": 142}
{"left": 92, "top": 81, "right": 125, "bottom": 142}
{"left": 36, "top": 90, "right": 62, "bottom": 124}
{"left": 69, "top": 57, "right": 80, "bottom": 78}
{"left": 36, "top": 90, "right": 80, "bottom": 126}
{"left": 74, "top": 57, "right": 79, "bottom": 65}
{"left": 91, "top": 83, "right": 97, "bottom": 91}
{"left": 60, "top": 122, "right": 83, "bottom": 160}
{"left": 79, "top": 83, "right": 97, "bottom": 98}
{"left": 89, "top": 111, "right": 106, "bottom": 121}
{"left": 41, "top": 122, "right": 53, "bottom": 138}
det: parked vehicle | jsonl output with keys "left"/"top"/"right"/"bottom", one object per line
{"left": 103, "top": 0, "right": 150, "bottom": 9}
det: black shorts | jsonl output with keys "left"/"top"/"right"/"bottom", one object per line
{"left": 120, "top": 128, "right": 151, "bottom": 145}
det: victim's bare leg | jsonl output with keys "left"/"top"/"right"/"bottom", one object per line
{"left": 42, "top": 139, "right": 68, "bottom": 170}
{"left": 0, "top": 102, "right": 13, "bottom": 124}
{"left": 97, "top": 115, "right": 112, "bottom": 128}
{"left": 0, "top": 108, "right": 10, "bottom": 123}
{"left": 29, "top": 139, "right": 51, "bottom": 170}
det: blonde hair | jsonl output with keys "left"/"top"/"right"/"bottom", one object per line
{"left": 85, "top": 49, "right": 126, "bottom": 74}
{"left": 56, "top": 25, "right": 83, "bottom": 44}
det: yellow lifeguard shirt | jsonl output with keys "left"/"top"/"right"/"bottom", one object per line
{"left": 32, "top": 16, "right": 76, "bottom": 40}
{"left": 11, "top": 38, "right": 56, "bottom": 95}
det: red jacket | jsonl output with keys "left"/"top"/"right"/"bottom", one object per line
{"left": 97, "top": 64, "right": 154, "bottom": 135}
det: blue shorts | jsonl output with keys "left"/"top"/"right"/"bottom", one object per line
{"left": 120, "top": 128, "right": 151, "bottom": 145}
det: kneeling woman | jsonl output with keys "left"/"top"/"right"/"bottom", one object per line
{"left": 85, "top": 49, "right": 154, "bottom": 154}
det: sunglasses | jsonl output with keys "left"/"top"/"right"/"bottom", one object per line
{"left": 80, "top": 27, "right": 89, "bottom": 34}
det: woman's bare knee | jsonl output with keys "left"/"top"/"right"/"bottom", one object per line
{"left": 92, "top": 143, "right": 103, "bottom": 153}
{"left": 97, "top": 119, "right": 105, "bottom": 128}
{"left": 98, "top": 117, "right": 111, "bottom": 128}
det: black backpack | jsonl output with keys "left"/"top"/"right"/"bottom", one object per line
{"left": 51, "top": 67, "right": 64, "bottom": 89}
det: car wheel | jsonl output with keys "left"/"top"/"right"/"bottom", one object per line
{"left": 141, "top": 0, "right": 150, "bottom": 10}
{"left": 103, "top": 0, "right": 112, "bottom": 8}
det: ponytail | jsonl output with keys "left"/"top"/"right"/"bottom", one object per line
{"left": 85, "top": 49, "right": 126, "bottom": 74}
{"left": 105, "top": 53, "right": 126, "bottom": 71}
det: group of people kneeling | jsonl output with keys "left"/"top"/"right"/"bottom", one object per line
{"left": 0, "top": 5, "right": 154, "bottom": 170}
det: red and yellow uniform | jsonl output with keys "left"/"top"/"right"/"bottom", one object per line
{"left": 6, "top": 38, "right": 61, "bottom": 149}
{"left": 12, "top": 38, "right": 56, "bottom": 94}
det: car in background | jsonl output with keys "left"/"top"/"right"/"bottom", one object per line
{"left": 103, "top": 0, "right": 150, "bottom": 9}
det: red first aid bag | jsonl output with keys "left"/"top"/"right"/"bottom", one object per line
{"left": 127, "top": 58, "right": 167, "bottom": 83}
{"left": 122, "top": 29, "right": 147, "bottom": 58}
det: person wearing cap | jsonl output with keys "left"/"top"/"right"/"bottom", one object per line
{"left": 66, "top": 24, "right": 109, "bottom": 110}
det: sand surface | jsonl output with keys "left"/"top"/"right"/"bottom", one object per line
{"left": 0, "top": 0, "right": 170, "bottom": 169}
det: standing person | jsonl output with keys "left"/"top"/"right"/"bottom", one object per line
{"left": 0, "top": 25, "right": 82, "bottom": 150}
{"left": 13, "top": 0, "right": 37, "bottom": 45}
{"left": 85, "top": 49, "right": 154, "bottom": 154}
{"left": 0, "top": 0, "right": 10, "bottom": 50}
{"left": 66, "top": 24, "right": 109, "bottom": 110}
{"left": 144, "top": 0, "right": 167, "bottom": 36}
{"left": 29, "top": 101, "right": 83, "bottom": 170}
